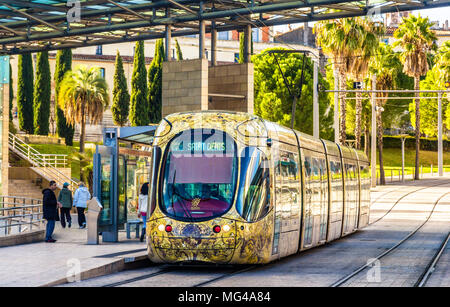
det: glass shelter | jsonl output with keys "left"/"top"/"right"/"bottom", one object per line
{"left": 93, "top": 126, "right": 156, "bottom": 242}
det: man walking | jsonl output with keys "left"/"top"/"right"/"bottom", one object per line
{"left": 43, "top": 180, "right": 61, "bottom": 242}
{"left": 58, "top": 182, "right": 73, "bottom": 228}
{"left": 73, "top": 182, "right": 91, "bottom": 229}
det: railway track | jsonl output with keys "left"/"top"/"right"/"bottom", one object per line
{"left": 368, "top": 179, "right": 450, "bottom": 226}
{"left": 330, "top": 189, "right": 450, "bottom": 287}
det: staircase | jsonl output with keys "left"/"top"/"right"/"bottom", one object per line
{"left": 8, "top": 179, "right": 45, "bottom": 200}
{"left": 8, "top": 132, "right": 79, "bottom": 192}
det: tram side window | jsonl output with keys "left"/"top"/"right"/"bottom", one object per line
{"left": 237, "top": 147, "right": 271, "bottom": 222}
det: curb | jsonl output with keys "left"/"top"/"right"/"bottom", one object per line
{"left": 41, "top": 254, "right": 151, "bottom": 287}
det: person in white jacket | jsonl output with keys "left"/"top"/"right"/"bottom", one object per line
{"left": 138, "top": 182, "right": 149, "bottom": 242}
{"left": 73, "top": 182, "right": 91, "bottom": 229}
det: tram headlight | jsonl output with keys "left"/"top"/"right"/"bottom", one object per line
{"left": 222, "top": 225, "right": 231, "bottom": 232}
{"left": 158, "top": 224, "right": 165, "bottom": 232}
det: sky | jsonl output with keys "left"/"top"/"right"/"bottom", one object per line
{"left": 274, "top": 6, "right": 450, "bottom": 33}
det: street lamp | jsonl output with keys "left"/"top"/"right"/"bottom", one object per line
{"left": 398, "top": 133, "right": 409, "bottom": 182}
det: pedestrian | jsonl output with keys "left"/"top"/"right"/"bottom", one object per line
{"left": 42, "top": 180, "right": 62, "bottom": 243}
{"left": 58, "top": 182, "right": 73, "bottom": 228}
{"left": 73, "top": 182, "right": 91, "bottom": 229}
{"left": 138, "top": 182, "right": 149, "bottom": 242}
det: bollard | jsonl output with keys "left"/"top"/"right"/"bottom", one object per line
{"left": 87, "top": 197, "right": 103, "bottom": 245}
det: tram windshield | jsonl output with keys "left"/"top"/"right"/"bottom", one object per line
{"left": 161, "top": 129, "right": 238, "bottom": 221}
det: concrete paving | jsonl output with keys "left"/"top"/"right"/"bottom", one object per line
{"left": 0, "top": 216, "right": 148, "bottom": 287}
{"left": 2, "top": 176, "right": 450, "bottom": 287}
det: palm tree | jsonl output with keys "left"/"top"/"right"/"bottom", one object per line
{"left": 393, "top": 14, "right": 437, "bottom": 180}
{"left": 369, "top": 43, "right": 398, "bottom": 184}
{"left": 348, "top": 18, "right": 384, "bottom": 150}
{"left": 315, "top": 18, "right": 366, "bottom": 144}
{"left": 58, "top": 65, "right": 109, "bottom": 153}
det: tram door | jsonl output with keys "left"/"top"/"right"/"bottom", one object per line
{"left": 275, "top": 150, "right": 301, "bottom": 258}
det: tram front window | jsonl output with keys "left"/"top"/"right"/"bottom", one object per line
{"left": 161, "top": 129, "right": 237, "bottom": 221}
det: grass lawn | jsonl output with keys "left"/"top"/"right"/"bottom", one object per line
{"left": 371, "top": 148, "right": 450, "bottom": 176}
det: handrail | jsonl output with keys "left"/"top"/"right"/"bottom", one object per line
{"left": 0, "top": 196, "right": 43, "bottom": 236}
{"left": 9, "top": 133, "right": 79, "bottom": 191}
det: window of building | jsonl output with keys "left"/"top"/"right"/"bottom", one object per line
{"left": 218, "top": 31, "right": 229, "bottom": 40}
{"left": 96, "top": 45, "right": 103, "bottom": 55}
{"left": 99, "top": 68, "right": 105, "bottom": 79}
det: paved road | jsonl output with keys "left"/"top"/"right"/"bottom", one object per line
{"left": 60, "top": 176, "right": 450, "bottom": 287}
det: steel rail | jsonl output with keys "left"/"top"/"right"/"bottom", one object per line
{"left": 330, "top": 189, "right": 450, "bottom": 287}
{"left": 415, "top": 232, "right": 450, "bottom": 287}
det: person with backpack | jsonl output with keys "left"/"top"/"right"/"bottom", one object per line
{"left": 73, "top": 182, "right": 91, "bottom": 229}
{"left": 58, "top": 182, "right": 73, "bottom": 228}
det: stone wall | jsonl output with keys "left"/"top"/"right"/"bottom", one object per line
{"left": 208, "top": 63, "right": 254, "bottom": 113}
{"left": 162, "top": 60, "right": 254, "bottom": 117}
{"left": 162, "top": 59, "right": 208, "bottom": 117}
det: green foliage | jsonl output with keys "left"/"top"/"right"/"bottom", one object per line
{"left": 239, "top": 32, "right": 244, "bottom": 64}
{"left": 17, "top": 53, "right": 34, "bottom": 134}
{"left": 111, "top": 51, "right": 130, "bottom": 126}
{"left": 54, "top": 49, "right": 75, "bottom": 145}
{"left": 253, "top": 47, "right": 334, "bottom": 140}
{"left": 9, "top": 64, "right": 13, "bottom": 121}
{"left": 148, "top": 39, "right": 164, "bottom": 124}
{"left": 33, "top": 51, "right": 51, "bottom": 135}
{"left": 175, "top": 39, "right": 183, "bottom": 61}
{"left": 408, "top": 66, "right": 449, "bottom": 136}
{"left": 130, "top": 40, "right": 149, "bottom": 126}
{"left": 58, "top": 65, "right": 109, "bottom": 153}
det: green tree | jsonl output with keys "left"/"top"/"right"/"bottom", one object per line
{"left": 58, "top": 65, "right": 109, "bottom": 153}
{"left": 54, "top": 48, "right": 75, "bottom": 145}
{"left": 253, "top": 48, "right": 334, "bottom": 139}
{"left": 33, "top": 51, "right": 51, "bottom": 135}
{"left": 394, "top": 14, "right": 437, "bottom": 179}
{"left": 130, "top": 40, "right": 149, "bottom": 126}
{"left": 175, "top": 39, "right": 183, "bottom": 61}
{"left": 17, "top": 53, "right": 34, "bottom": 134}
{"left": 9, "top": 64, "right": 13, "bottom": 121}
{"left": 315, "top": 18, "right": 369, "bottom": 144}
{"left": 148, "top": 39, "right": 164, "bottom": 123}
{"left": 111, "top": 51, "right": 130, "bottom": 126}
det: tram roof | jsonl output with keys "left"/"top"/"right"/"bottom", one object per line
{"left": 1, "top": 0, "right": 449, "bottom": 55}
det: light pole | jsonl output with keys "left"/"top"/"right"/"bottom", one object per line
{"left": 371, "top": 74, "right": 377, "bottom": 188}
{"left": 399, "top": 134, "right": 408, "bottom": 182}
{"left": 438, "top": 92, "right": 443, "bottom": 176}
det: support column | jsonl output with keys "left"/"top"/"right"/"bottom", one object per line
{"left": 165, "top": 25, "right": 172, "bottom": 61}
{"left": 313, "top": 60, "right": 319, "bottom": 138}
{"left": 438, "top": 92, "right": 443, "bottom": 176}
{"left": 334, "top": 69, "right": 339, "bottom": 144}
{"left": 243, "top": 25, "right": 252, "bottom": 63}
{"left": 211, "top": 22, "right": 217, "bottom": 66}
{"left": 0, "top": 56, "right": 9, "bottom": 196}
{"left": 371, "top": 74, "right": 377, "bottom": 188}
{"left": 199, "top": 20, "right": 205, "bottom": 59}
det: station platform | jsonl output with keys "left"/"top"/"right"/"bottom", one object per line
{"left": 0, "top": 218, "right": 148, "bottom": 287}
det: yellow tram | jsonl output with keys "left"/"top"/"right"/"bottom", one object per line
{"left": 146, "top": 111, "right": 370, "bottom": 264}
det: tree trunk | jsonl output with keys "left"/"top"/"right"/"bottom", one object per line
{"left": 79, "top": 102, "right": 86, "bottom": 154}
{"left": 377, "top": 99, "right": 385, "bottom": 185}
{"left": 355, "top": 90, "right": 362, "bottom": 150}
{"left": 414, "top": 76, "right": 420, "bottom": 180}
{"left": 338, "top": 69, "right": 347, "bottom": 144}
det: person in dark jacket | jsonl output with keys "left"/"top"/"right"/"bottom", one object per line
{"left": 58, "top": 182, "right": 73, "bottom": 228}
{"left": 43, "top": 180, "right": 62, "bottom": 243}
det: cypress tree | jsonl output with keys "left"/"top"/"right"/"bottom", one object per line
{"left": 17, "top": 53, "right": 34, "bottom": 134}
{"left": 111, "top": 51, "right": 130, "bottom": 126}
{"left": 130, "top": 40, "right": 149, "bottom": 126}
{"left": 33, "top": 51, "right": 51, "bottom": 135}
{"left": 148, "top": 39, "right": 164, "bottom": 124}
{"left": 175, "top": 39, "right": 183, "bottom": 61}
{"left": 9, "top": 64, "right": 13, "bottom": 121}
{"left": 54, "top": 48, "right": 75, "bottom": 145}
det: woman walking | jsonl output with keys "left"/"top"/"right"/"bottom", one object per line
{"left": 73, "top": 182, "right": 91, "bottom": 229}
{"left": 58, "top": 182, "right": 73, "bottom": 228}
{"left": 138, "top": 182, "right": 149, "bottom": 242}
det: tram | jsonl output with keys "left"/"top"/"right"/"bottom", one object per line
{"left": 146, "top": 111, "right": 370, "bottom": 264}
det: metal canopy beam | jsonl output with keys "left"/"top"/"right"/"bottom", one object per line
{"left": 0, "top": 0, "right": 449, "bottom": 55}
